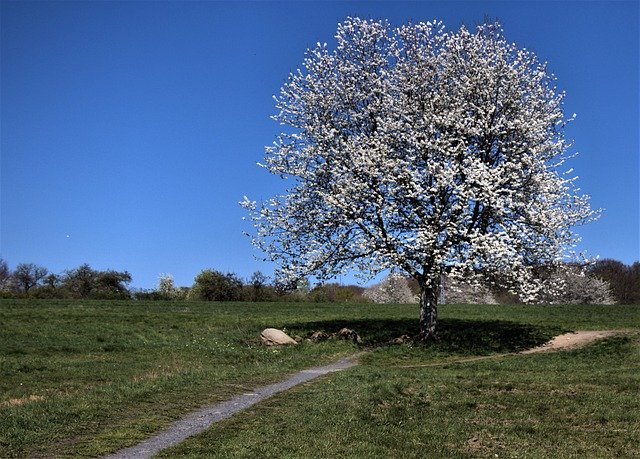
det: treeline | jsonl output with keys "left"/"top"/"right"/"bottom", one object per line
{"left": 122, "top": 270, "right": 367, "bottom": 303}
{"left": 0, "top": 259, "right": 366, "bottom": 302}
{"left": 0, "top": 258, "right": 638, "bottom": 304}
{"left": 587, "top": 259, "right": 640, "bottom": 304}
{"left": 0, "top": 261, "right": 133, "bottom": 300}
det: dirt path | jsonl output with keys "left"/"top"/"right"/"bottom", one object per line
{"left": 398, "top": 330, "right": 620, "bottom": 369}
{"left": 520, "top": 330, "right": 617, "bottom": 354}
{"left": 102, "top": 355, "right": 361, "bottom": 459}
{"left": 101, "top": 331, "right": 617, "bottom": 458}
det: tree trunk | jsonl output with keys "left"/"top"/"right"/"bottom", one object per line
{"left": 418, "top": 279, "right": 440, "bottom": 342}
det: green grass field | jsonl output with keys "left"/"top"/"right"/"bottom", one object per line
{"left": 1, "top": 299, "right": 638, "bottom": 457}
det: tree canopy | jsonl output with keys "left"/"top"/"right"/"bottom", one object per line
{"left": 244, "top": 18, "right": 597, "bottom": 339}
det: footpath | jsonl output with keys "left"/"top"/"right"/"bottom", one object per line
{"left": 103, "top": 355, "right": 360, "bottom": 459}
{"left": 103, "top": 331, "right": 616, "bottom": 458}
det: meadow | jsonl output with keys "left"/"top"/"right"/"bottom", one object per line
{"left": 1, "top": 299, "right": 638, "bottom": 457}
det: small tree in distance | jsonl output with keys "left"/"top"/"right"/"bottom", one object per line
{"left": 243, "top": 18, "right": 597, "bottom": 340}
{"left": 364, "top": 273, "right": 418, "bottom": 304}
{"left": 0, "top": 258, "right": 12, "bottom": 291}
{"left": 189, "top": 269, "right": 243, "bottom": 301}
{"left": 62, "top": 264, "right": 131, "bottom": 299}
{"left": 12, "top": 263, "right": 48, "bottom": 292}
{"left": 158, "top": 273, "right": 180, "bottom": 299}
{"left": 589, "top": 259, "right": 640, "bottom": 304}
{"left": 248, "top": 271, "right": 271, "bottom": 301}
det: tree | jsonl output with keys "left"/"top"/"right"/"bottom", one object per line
{"left": 363, "top": 273, "right": 418, "bottom": 304}
{"left": 589, "top": 259, "right": 640, "bottom": 304}
{"left": 632, "top": 262, "right": 640, "bottom": 304}
{"left": 28, "top": 273, "right": 64, "bottom": 299}
{"left": 243, "top": 18, "right": 597, "bottom": 340}
{"left": 62, "top": 264, "right": 131, "bottom": 299}
{"left": 12, "top": 263, "right": 48, "bottom": 292}
{"left": 519, "top": 264, "right": 614, "bottom": 305}
{"left": 0, "top": 258, "right": 11, "bottom": 291}
{"left": 442, "top": 277, "right": 498, "bottom": 305}
{"left": 310, "top": 283, "right": 365, "bottom": 302}
{"left": 189, "top": 269, "right": 243, "bottom": 301}
{"left": 247, "top": 271, "right": 272, "bottom": 301}
{"left": 158, "top": 273, "right": 180, "bottom": 299}
{"left": 62, "top": 264, "right": 97, "bottom": 298}
{"left": 43, "top": 273, "right": 61, "bottom": 288}
{"left": 94, "top": 270, "right": 132, "bottom": 299}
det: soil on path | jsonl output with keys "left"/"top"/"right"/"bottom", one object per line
{"left": 520, "top": 330, "right": 617, "bottom": 354}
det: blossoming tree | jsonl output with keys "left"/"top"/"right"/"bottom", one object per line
{"left": 243, "top": 18, "right": 597, "bottom": 340}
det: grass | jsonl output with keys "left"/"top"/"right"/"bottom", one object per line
{"left": 1, "top": 299, "right": 638, "bottom": 457}
{"left": 161, "top": 334, "right": 640, "bottom": 458}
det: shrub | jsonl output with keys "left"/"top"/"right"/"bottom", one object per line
{"left": 310, "top": 283, "right": 367, "bottom": 303}
{"left": 189, "top": 269, "right": 243, "bottom": 301}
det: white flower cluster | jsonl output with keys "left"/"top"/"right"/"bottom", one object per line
{"left": 242, "top": 18, "right": 598, "bottom": 303}
{"left": 536, "top": 265, "right": 615, "bottom": 305}
{"left": 158, "top": 273, "right": 180, "bottom": 299}
{"left": 442, "top": 276, "right": 498, "bottom": 305}
{"left": 363, "top": 273, "right": 419, "bottom": 304}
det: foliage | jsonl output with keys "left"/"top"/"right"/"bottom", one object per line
{"left": 364, "top": 274, "right": 418, "bottom": 304}
{"left": 589, "top": 259, "right": 640, "bottom": 304}
{"left": 0, "top": 258, "right": 11, "bottom": 290}
{"left": 156, "top": 273, "right": 186, "bottom": 300}
{"left": 309, "top": 283, "right": 367, "bottom": 303}
{"left": 61, "top": 264, "right": 132, "bottom": 299}
{"left": 94, "top": 270, "right": 132, "bottom": 298}
{"left": 189, "top": 269, "right": 244, "bottom": 301}
{"left": 11, "top": 263, "right": 48, "bottom": 292}
{"left": 244, "top": 271, "right": 275, "bottom": 302}
{"left": 28, "top": 285, "right": 66, "bottom": 299}
{"left": 60, "top": 264, "right": 94, "bottom": 297}
{"left": 536, "top": 264, "right": 615, "bottom": 304}
{"left": 131, "top": 289, "right": 169, "bottom": 301}
{"left": 442, "top": 276, "right": 498, "bottom": 305}
{"left": 249, "top": 271, "right": 268, "bottom": 289}
{"left": 0, "top": 256, "right": 634, "bottom": 304}
{"left": 243, "top": 17, "right": 597, "bottom": 338}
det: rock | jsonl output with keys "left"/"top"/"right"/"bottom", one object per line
{"left": 390, "top": 334, "right": 411, "bottom": 344}
{"left": 309, "top": 331, "right": 330, "bottom": 342}
{"left": 261, "top": 328, "right": 298, "bottom": 346}
{"left": 293, "top": 335, "right": 303, "bottom": 343}
{"left": 338, "top": 327, "right": 362, "bottom": 344}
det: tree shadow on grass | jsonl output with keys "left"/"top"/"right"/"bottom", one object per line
{"left": 285, "top": 318, "right": 562, "bottom": 355}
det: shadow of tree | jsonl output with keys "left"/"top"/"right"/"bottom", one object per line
{"left": 285, "top": 318, "right": 562, "bottom": 355}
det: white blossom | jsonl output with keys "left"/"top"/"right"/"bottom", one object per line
{"left": 363, "top": 273, "right": 418, "bottom": 304}
{"left": 158, "top": 273, "right": 180, "bottom": 299}
{"left": 242, "top": 18, "right": 598, "bottom": 339}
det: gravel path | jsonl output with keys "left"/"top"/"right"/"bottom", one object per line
{"left": 102, "top": 355, "right": 360, "bottom": 459}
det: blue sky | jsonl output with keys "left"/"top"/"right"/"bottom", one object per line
{"left": 1, "top": 1, "right": 638, "bottom": 289}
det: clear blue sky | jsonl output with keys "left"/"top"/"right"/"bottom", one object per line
{"left": 1, "top": 1, "right": 638, "bottom": 289}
